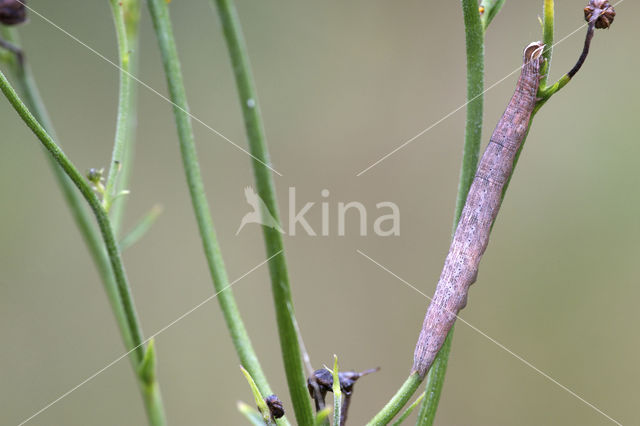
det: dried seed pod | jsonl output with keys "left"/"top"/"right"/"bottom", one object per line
{"left": 307, "top": 367, "right": 379, "bottom": 425}
{"left": 0, "top": 0, "right": 27, "bottom": 26}
{"left": 264, "top": 394, "right": 285, "bottom": 420}
{"left": 584, "top": 0, "right": 615, "bottom": 29}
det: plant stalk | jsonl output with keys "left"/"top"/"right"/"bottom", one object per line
{"left": 110, "top": 0, "right": 142, "bottom": 235}
{"left": 144, "top": 3, "right": 285, "bottom": 424}
{"left": 0, "top": 27, "right": 133, "bottom": 348}
{"left": 209, "top": 1, "right": 313, "bottom": 425}
{"left": 1, "top": 22, "right": 167, "bottom": 426}
{"left": 367, "top": 373, "right": 423, "bottom": 425}
{"left": 103, "top": 0, "right": 133, "bottom": 214}
{"left": 0, "top": 68, "right": 171, "bottom": 423}
{"left": 415, "top": 1, "right": 485, "bottom": 424}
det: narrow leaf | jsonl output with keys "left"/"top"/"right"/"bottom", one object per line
{"left": 480, "top": 0, "right": 506, "bottom": 30}
{"left": 137, "top": 338, "right": 157, "bottom": 386}
{"left": 119, "top": 204, "right": 163, "bottom": 250}
{"left": 314, "top": 408, "right": 332, "bottom": 426}
{"left": 240, "top": 366, "right": 272, "bottom": 424}
{"left": 391, "top": 392, "right": 425, "bottom": 425}
{"left": 332, "top": 356, "right": 341, "bottom": 426}
{"left": 237, "top": 401, "right": 266, "bottom": 426}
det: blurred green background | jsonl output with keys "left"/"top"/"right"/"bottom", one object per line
{"left": 1, "top": 1, "right": 638, "bottom": 425}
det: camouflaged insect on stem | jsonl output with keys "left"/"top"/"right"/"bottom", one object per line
{"left": 412, "top": 41, "right": 545, "bottom": 378}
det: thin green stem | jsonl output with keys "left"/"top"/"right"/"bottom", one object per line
{"left": 415, "top": 327, "right": 454, "bottom": 425}
{"left": 105, "top": 3, "right": 166, "bottom": 422}
{"left": 504, "top": 0, "right": 555, "bottom": 197}
{"left": 332, "top": 357, "right": 342, "bottom": 426}
{"left": 104, "top": 0, "right": 133, "bottom": 214}
{"left": 415, "top": 2, "right": 485, "bottom": 424}
{"left": 0, "top": 26, "right": 166, "bottom": 426}
{"left": 367, "top": 373, "right": 423, "bottom": 425}
{"left": 120, "top": 204, "right": 163, "bottom": 251}
{"left": 0, "top": 27, "right": 133, "bottom": 348}
{"left": 540, "top": 0, "right": 555, "bottom": 89}
{"left": 0, "top": 64, "right": 149, "bottom": 391}
{"left": 144, "top": 3, "right": 286, "bottom": 424}
{"left": 110, "top": 0, "right": 142, "bottom": 235}
{"left": 391, "top": 391, "right": 425, "bottom": 426}
{"left": 210, "top": 1, "right": 313, "bottom": 425}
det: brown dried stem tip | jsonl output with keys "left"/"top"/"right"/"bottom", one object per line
{"left": 584, "top": 0, "right": 615, "bottom": 29}
{"left": 568, "top": 0, "right": 615, "bottom": 79}
{"left": 0, "top": 0, "right": 27, "bottom": 26}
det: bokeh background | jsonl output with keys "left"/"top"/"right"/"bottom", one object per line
{"left": 1, "top": 1, "right": 638, "bottom": 425}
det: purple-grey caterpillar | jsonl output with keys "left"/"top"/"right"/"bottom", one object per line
{"left": 413, "top": 41, "right": 545, "bottom": 377}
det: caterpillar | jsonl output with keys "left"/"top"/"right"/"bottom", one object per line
{"left": 412, "top": 41, "right": 545, "bottom": 377}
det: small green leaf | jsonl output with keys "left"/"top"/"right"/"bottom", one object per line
{"left": 313, "top": 408, "right": 332, "bottom": 426}
{"left": 237, "top": 401, "right": 266, "bottom": 426}
{"left": 137, "top": 339, "right": 156, "bottom": 386}
{"left": 119, "top": 204, "right": 163, "bottom": 251}
{"left": 480, "top": 0, "right": 506, "bottom": 30}
{"left": 240, "top": 366, "right": 272, "bottom": 424}
{"left": 332, "top": 355, "right": 341, "bottom": 426}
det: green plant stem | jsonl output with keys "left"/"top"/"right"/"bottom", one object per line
{"left": 367, "top": 373, "right": 423, "bottom": 425}
{"left": 0, "top": 26, "right": 166, "bottom": 426}
{"left": 415, "top": 2, "right": 485, "bottom": 424}
{"left": 391, "top": 392, "right": 425, "bottom": 426}
{"left": 332, "top": 357, "right": 342, "bottom": 426}
{"left": 144, "top": 3, "right": 286, "bottom": 424}
{"left": 540, "top": 0, "right": 555, "bottom": 89}
{"left": 120, "top": 204, "right": 163, "bottom": 251}
{"left": 106, "top": 3, "right": 166, "bottom": 422}
{"left": 0, "top": 67, "right": 165, "bottom": 414}
{"left": 0, "top": 70, "right": 143, "bottom": 348}
{"left": 110, "top": 0, "right": 142, "bottom": 235}
{"left": 368, "top": 3, "right": 487, "bottom": 424}
{"left": 0, "top": 27, "right": 133, "bottom": 348}
{"left": 210, "top": 1, "right": 314, "bottom": 425}
{"left": 505, "top": 0, "right": 555, "bottom": 197}
{"left": 415, "top": 327, "right": 454, "bottom": 425}
{"left": 104, "top": 0, "right": 133, "bottom": 213}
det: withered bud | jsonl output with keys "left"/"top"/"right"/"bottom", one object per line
{"left": 0, "top": 0, "right": 27, "bottom": 26}
{"left": 264, "top": 395, "right": 285, "bottom": 420}
{"left": 584, "top": 0, "right": 615, "bottom": 29}
{"left": 87, "top": 168, "right": 103, "bottom": 184}
{"left": 307, "top": 367, "right": 379, "bottom": 398}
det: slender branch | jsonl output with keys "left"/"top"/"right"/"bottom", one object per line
{"left": 0, "top": 27, "right": 133, "bottom": 348}
{"left": 0, "top": 69, "right": 146, "bottom": 369}
{"left": 103, "top": 0, "right": 133, "bottom": 213}
{"left": 0, "top": 25, "right": 167, "bottom": 426}
{"left": 143, "top": 3, "right": 287, "bottom": 424}
{"left": 110, "top": 0, "right": 142, "bottom": 235}
{"left": 415, "top": 328, "right": 453, "bottom": 425}
{"left": 414, "top": 1, "right": 485, "bottom": 424}
{"left": 209, "top": 1, "right": 314, "bottom": 425}
{"left": 540, "top": 0, "right": 555, "bottom": 89}
{"left": 367, "top": 374, "right": 423, "bottom": 425}
{"left": 391, "top": 392, "right": 425, "bottom": 426}
{"left": 120, "top": 204, "right": 163, "bottom": 251}
{"left": 104, "top": 3, "right": 166, "bottom": 422}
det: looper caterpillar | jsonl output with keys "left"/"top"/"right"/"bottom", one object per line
{"left": 412, "top": 41, "right": 545, "bottom": 377}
